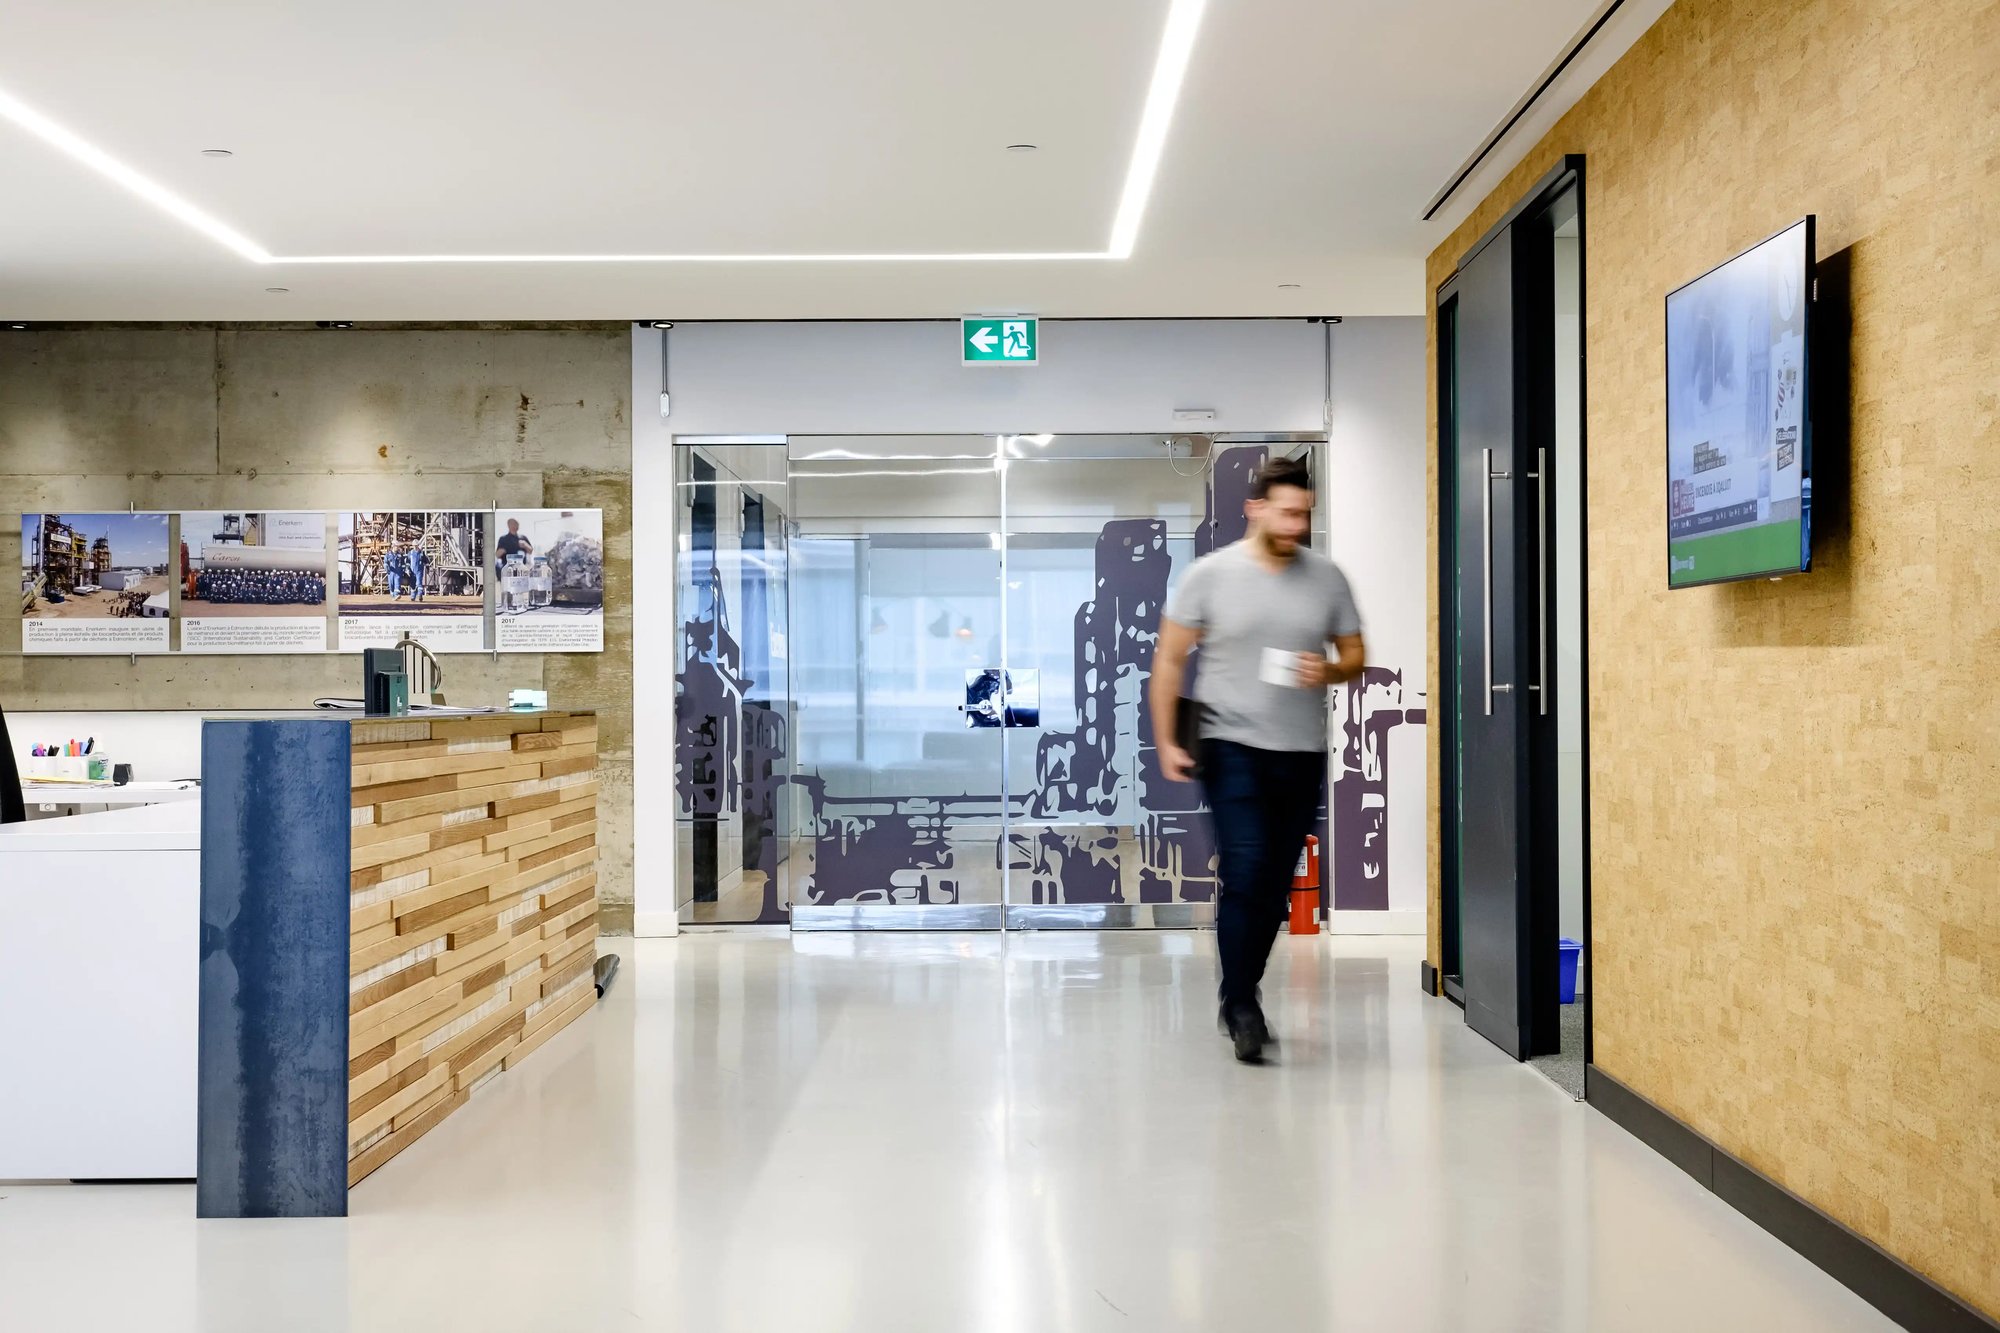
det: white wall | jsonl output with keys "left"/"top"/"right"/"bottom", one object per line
{"left": 11, "top": 711, "right": 206, "bottom": 782}
{"left": 631, "top": 318, "right": 1430, "bottom": 935}
{"left": 1322, "top": 318, "right": 1429, "bottom": 930}
{"left": 661, "top": 320, "right": 1330, "bottom": 436}
{"left": 631, "top": 334, "right": 679, "bottom": 937}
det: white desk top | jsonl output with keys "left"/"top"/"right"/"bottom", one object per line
{"left": 20, "top": 780, "right": 200, "bottom": 807}
{"left": 0, "top": 797, "right": 201, "bottom": 853}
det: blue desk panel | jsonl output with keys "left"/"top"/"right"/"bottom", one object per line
{"left": 197, "top": 719, "right": 352, "bottom": 1218}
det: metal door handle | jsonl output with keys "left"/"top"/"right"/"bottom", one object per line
{"left": 1534, "top": 446, "right": 1548, "bottom": 716}
{"left": 1482, "top": 448, "right": 1512, "bottom": 716}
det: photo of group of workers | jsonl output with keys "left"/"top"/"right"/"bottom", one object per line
{"left": 494, "top": 509, "right": 605, "bottom": 653}
{"left": 180, "top": 511, "right": 331, "bottom": 653}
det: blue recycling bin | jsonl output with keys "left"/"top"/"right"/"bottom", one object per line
{"left": 1558, "top": 937, "right": 1582, "bottom": 1005}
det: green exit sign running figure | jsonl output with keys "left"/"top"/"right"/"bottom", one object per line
{"left": 961, "top": 316, "right": 1038, "bottom": 366}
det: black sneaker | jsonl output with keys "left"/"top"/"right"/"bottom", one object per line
{"left": 1222, "top": 1002, "right": 1270, "bottom": 1064}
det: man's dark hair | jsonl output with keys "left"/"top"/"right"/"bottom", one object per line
{"left": 1249, "top": 455, "right": 1314, "bottom": 501}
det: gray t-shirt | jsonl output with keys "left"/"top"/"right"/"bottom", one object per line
{"left": 1163, "top": 540, "right": 1362, "bottom": 753}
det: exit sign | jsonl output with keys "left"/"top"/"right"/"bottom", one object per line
{"left": 961, "top": 316, "right": 1038, "bottom": 366}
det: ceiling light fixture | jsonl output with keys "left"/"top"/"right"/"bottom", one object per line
{"left": 642, "top": 320, "right": 675, "bottom": 329}
{"left": 6, "top": 321, "right": 29, "bottom": 330}
{"left": 1006, "top": 143, "right": 1039, "bottom": 153}
{"left": 265, "top": 286, "right": 289, "bottom": 293}
{"left": 1108, "top": 0, "right": 1207, "bottom": 259}
{"left": 315, "top": 320, "right": 354, "bottom": 329}
{"left": 1278, "top": 283, "right": 1301, "bottom": 289}
{"left": 200, "top": 148, "right": 234, "bottom": 158}
{"left": 0, "top": 0, "right": 1204, "bottom": 266}
{"left": 0, "top": 85, "right": 272, "bottom": 263}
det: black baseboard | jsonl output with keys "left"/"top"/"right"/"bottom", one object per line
{"left": 1585, "top": 1066, "right": 1997, "bottom": 1333}
{"left": 1419, "top": 960, "right": 1438, "bottom": 996}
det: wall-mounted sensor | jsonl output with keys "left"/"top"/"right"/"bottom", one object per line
{"left": 1172, "top": 408, "right": 1218, "bottom": 423}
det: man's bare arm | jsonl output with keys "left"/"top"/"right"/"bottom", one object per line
{"left": 1151, "top": 617, "right": 1203, "bottom": 781}
{"left": 1327, "top": 632, "right": 1366, "bottom": 685}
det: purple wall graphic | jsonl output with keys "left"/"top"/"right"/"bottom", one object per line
{"left": 1331, "top": 668, "right": 1427, "bottom": 910}
{"left": 674, "top": 467, "right": 791, "bottom": 923}
{"left": 1018, "top": 519, "right": 1216, "bottom": 906}
{"left": 672, "top": 442, "right": 1425, "bottom": 921}
{"left": 675, "top": 556, "right": 744, "bottom": 821}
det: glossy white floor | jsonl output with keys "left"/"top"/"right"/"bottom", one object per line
{"left": 0, "top": 933, "right": 1892, "bottom": 1332}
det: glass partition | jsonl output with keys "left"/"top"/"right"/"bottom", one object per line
{"left": 673, "top": 433, "right": 1324, "bottom": 929}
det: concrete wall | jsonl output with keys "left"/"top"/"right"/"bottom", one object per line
{"left": 2, "top": 325, "right": 636, "bottom": 929}
{"left": 1425, "top": 0, "right": 2000, "bottom": 1314}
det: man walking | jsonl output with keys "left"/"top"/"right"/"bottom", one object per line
{"left": 1150, "top": 456, "right": 1365, "bottom": 1063}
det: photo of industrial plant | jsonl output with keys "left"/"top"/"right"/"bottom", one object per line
{"left": 337, "top": 511, "right": 487, "bottom": 616}
{"left": 20, "top": 513, "right": 171, "bottom": 621}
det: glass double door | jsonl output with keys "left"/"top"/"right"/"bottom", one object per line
{"left": 674, "top": 433, "right": 1317, "bottom": 930}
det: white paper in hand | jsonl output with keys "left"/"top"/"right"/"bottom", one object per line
{"left": 1259, "top": 647, "right": 1298, "bottom": 688}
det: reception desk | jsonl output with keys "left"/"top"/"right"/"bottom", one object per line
{"left": 198, "top": 710, "right": 599, "bottom": 1218}
{"left": 0, "top": 800, "right": 200, "bottom": 1180}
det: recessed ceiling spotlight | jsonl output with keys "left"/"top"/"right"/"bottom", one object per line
{"left": 200, "top": 148, "right": 234, "bottom": 158}
{"left": 315, "top": 320, "right": 354, "bottom": 329}
{"left": 642, "top": 319, "right": 675, "bottom": 329}
{"left": 1006, "top": 144, "right": 1039, "bottom": 153}
{"left": 5, "top": 321, "right": 29, "bottom": 330}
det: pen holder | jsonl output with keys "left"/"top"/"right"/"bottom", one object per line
{"left": 56, "top": 756, "right": 89, "bottom": 782}
{"left": 26, "top": 755, "right": 56, "bottom": 780}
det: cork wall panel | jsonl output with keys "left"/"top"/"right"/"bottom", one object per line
{"left": 1427, "top": 0, "right": 2000, "bottom": 1313}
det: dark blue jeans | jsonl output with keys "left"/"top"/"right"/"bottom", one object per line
{"left": 1200, "top": 738, "right": 1326, "bottom": 1010}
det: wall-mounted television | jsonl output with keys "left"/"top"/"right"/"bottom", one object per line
{"left": 1665, "top": 217, "right": 1814, "bottom": 588}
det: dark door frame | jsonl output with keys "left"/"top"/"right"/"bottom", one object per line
{"left": 1432, "top": 156, "right": 1592, "bottom": 1065}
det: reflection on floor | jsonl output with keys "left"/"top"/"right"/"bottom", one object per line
{"left": 0, "top": 935, "right": 1893, "bottom": 1332}
{"left": 682, "top": 868, "right": 771, "bottom": 924}
{"left": 1530, "top": 1000, "right": 1588, "bottom": 1100}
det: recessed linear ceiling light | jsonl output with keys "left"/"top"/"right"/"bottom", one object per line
{"left": 1006, "top": 143, "right": 1039, "bottom": 153}
{"left": 0, "top": 86, "right": 271, "bottom": 262}
{"left": 0, "top": 0, "right": 1204, "bottom": 265}
{"left": 200, "top": 148, "right": 233, "bottom": 158}
{"left": 265, "top": 287, "right": 289, "bottom": 293}
{"left": 1277, "top": 283, "right": 1301, "bottom": 289}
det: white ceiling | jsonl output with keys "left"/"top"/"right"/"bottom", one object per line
{"left": 0, "top": 0, "right": 1667, "bottom": 320}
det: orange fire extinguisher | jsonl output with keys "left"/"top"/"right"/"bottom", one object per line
{"left": 1288, "top": 835, "right": 1321, "bottom": 935}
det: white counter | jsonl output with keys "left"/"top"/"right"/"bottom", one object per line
{"left": 7, "top": 792, "right": 203, "bottom": 843}
{"left": 0, "top": 799, "right": 201, "bottom": 1180}
{"left": 19, "top": 780, "right": 201, "bottom": 813}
